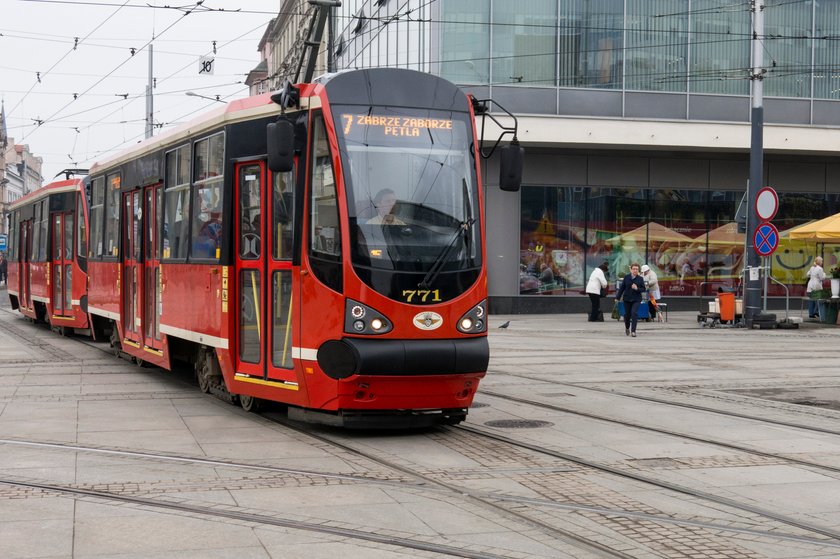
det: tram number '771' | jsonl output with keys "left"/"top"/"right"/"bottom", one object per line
{"left": 402, "top": 290, "right": 442, "bottom": 303}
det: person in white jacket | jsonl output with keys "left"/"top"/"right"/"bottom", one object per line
{"left": 585, "top": 261, "right": 609, "bottom": 321}
{"left": 806, "top": 256, "right": 825, "bottom": 318}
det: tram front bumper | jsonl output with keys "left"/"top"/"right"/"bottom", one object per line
{"left": 317, "top": 336, "right": 489, "bottom": 380}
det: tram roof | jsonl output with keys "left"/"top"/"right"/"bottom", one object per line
{"left": 89, "top": 92, "right": 283, "bottom": 175}
{"left": 9, "top": 178, "right": 85, "bottom": 211}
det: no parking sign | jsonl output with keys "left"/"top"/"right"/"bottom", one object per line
{"left": 754, "top": 222, "right": 779, "bottom": 257}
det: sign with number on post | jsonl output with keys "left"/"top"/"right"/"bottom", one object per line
{"left": 199, "top": 56, "right": 215, "bottom": 75}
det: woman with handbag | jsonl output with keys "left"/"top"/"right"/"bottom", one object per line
{"left": 616, "top": 262, "right": 646, "bottom": 337}
{"left": 585, "top": 261, "right": 609, "bottom": 321}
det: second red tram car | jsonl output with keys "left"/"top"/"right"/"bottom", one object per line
{"left": 6, "top": 68, "right": 522, "bottom": 427}
{"left": 7, "top": 178, "right": 91, "bottom": 336}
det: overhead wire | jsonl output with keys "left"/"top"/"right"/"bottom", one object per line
{"left": 5, "top": 0, "right": 131, "bottom": 120}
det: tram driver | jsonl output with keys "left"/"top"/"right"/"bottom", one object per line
{"left": 366, "top": 188, "right": 405, "bottom": 225}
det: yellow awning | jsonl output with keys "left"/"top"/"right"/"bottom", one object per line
{"left": 787, "top": 214, "right": 840, "bottom": 241}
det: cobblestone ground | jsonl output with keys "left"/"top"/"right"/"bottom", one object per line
{"left": 2, "top": 289, "right": 840, "bottom": 558}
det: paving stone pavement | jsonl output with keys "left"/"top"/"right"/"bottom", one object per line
{"left": 2, "top": 287, "right": 840, "bottom": 558}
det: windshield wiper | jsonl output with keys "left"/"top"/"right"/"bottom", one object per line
{"left": 418, "top": 218, "right": 474, "bottom": 290}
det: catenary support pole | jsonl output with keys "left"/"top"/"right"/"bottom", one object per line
{"left": 145, "top": 44, "right": 154, "bottom": 139}
{"left": 745, "top": 1, "right": 765, "bottom": 328}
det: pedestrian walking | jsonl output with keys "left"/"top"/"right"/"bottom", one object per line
{"left": 585, "top": 261, "right": 609, "bottom": 321}
{"left": 616, "top": 262, "right": 646, "bottom": 337}
{"left": 641, "top": 264, "right": 660, "bottom": 319}
{"left": 0, "top": 253, "right": 7, "bottom": 285}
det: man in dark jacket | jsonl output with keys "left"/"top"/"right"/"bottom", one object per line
{"left": 615, "top": 262, "right": 646, "bottom": 337}
{"left": 0, "top": 254, "right": 7, "bottom": 285}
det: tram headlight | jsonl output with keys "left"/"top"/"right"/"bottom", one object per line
{"left": 457, "top": 300, "right": 487, "bottom": 334}
{"left": 344, "top": 299, "right": 393, "bottom": 335}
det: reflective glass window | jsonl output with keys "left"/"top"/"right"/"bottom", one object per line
{"left": 440, "top": 0, "right": 490, "bottom": 84}
{"left": 764, "top": 0, "right": 812, "bottom": 98}
{"left": 492, "top": 0, "right": 556, "bottom": 86}
{"left": 558, "top": 0, "right": 623, "bottom": 88}
{"left": 272, "top": 270, "right": 293, "bottom": 369}
{"left": 626, "top": 0, "right": 688, "bottom": 92}
{"left": 814, "top": 1, "right": 840, "bottom": 99}
{"left": 690, "top": 0, "right": 750, "bottom": 95}
{"left": 239, "top": 165, "right": 261, "bottom": 260}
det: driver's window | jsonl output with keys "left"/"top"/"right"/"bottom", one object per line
{"left": 239, "top": 164, "right": 261, "bottom": 260}
{"left": 309, "top": 114, "right": 341, "bottom": 258}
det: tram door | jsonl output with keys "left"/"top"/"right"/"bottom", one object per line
{"left": 122, "top": 190, "right": 143, "bottom": 345}
{"left": 51, "top": 212, "right": 74, "bottom": 317}
{"left": 234, "top": 161, "right": 297, "bottom": 384}
{"left": 20, "top": 220, "right": 32, "bottom": 310}
{"left": 142, "top": 185, "right": 163, "bottom": 352}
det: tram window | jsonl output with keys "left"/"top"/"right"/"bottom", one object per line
{"left": 272, "top": 170, "right": 294, "bottom": 260}
{"left": 77, "top": 195, "right": 87, "bottom": 259}
{"left": 271, "top": 270, "right": 293, "bottom": 369}
{"left": 309, "top": 115, "right": 340, "bottom": 258}
{"left": 163, "top": 185, "right": 190, "bottom": 260}
{"left": 239, "top": 269, "right": 261, "bottom": 364}
{"left": 32, "top": 204, "right": 40, "bottom": 261}
{"left": 191, "top": 179, "right": 223, "bottom": 260}
{"left": 89, "top": 177, "right": 105, "bottom": 258}
{"left": 38, "top": 200, "right": 48, "bottom": 261}
{"left": 53, "top": 216, "right": 61, "bottom": 260}
{"left": 191, "top": 133, "right": 224, "bottom": 260}
{"left": 239, "top": 164, "right": 261, "bottom": 259}
{"left": 156, "top": 188, "right": 163, "bottom": 259}
{"left": 7, "top": 212, "right": 16, "bottom": 261}
{"left": 104, "top": 173, "right": 121, "bottom": 257}
{"left": 164, "top": 145, "right": 190, "bottom": 260}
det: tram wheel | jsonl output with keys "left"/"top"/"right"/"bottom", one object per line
{"left": 196, "top": 351, "right": 212, "bottom": 394}
{"left": 240, "top": 394, "right": 261, "bottom": 413}
{"left": 109, "top": 328, "right": 122, "bottom": 358}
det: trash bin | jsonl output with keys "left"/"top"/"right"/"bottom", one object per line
{"left": 719, "top": 292, "right": 735, "bottom": 322}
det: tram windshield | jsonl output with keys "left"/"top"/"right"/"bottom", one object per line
{"left": 334, "top": 106, "right": 481, "bottom": 299}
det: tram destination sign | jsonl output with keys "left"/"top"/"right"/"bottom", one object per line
{"left": 340, "top": 113, "right": 455, "bottom": 139}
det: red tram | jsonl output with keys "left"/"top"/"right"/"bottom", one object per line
{"left": 7, "top": 177, "right": 91, "bottom": 335}
{"left": 6, "top": 68, "right": 522, "bottom": 427}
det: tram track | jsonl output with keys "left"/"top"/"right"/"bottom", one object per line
{"left": 453, "top": 422, "right": 840, "bottom": 545}
{"left": 0, "top": 476, "right": 516, "bottom": 559}
{"left": 5, "top": 308, "right": 840, "bottom": 554}
{"left": 477, "top": 389, "right": 840, "bottom": 476}
{"left": 494, "top": 370, "right": 840, "bottom": 437}
{"left": 266, "top": 415, "right": 840, "bottom": 556}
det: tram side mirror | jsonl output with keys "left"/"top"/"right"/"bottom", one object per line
{"left": 267, "top": 120, "right": 295, "bottom": 173}
{"left": 499, "top": 141, "right": 524, "bottom": 192}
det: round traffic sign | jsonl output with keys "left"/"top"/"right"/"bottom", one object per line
{"left": 755, "top": 187, "right": 779, "bottom": 221}
{"left": 754, "top": 222, "right": 779, "bottom": 257}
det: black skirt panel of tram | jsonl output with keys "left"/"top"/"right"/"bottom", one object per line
{"left": 317, "top": 337, "right": 489, "bottom": 380}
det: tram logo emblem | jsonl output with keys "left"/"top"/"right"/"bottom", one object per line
{"left": 413, "top": 311, "right": 443, "bottom": 331}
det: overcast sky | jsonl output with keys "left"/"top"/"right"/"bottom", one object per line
{"left": 1, "top": 0, "right": 282, "bottom": 182}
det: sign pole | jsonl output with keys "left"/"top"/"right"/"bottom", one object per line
{"left": 745, "top": 1, "right": 765, "bottom": 328}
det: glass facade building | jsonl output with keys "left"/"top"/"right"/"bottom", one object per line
{"left": 333, "top": 0, "right": 840, "bottom": 311}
